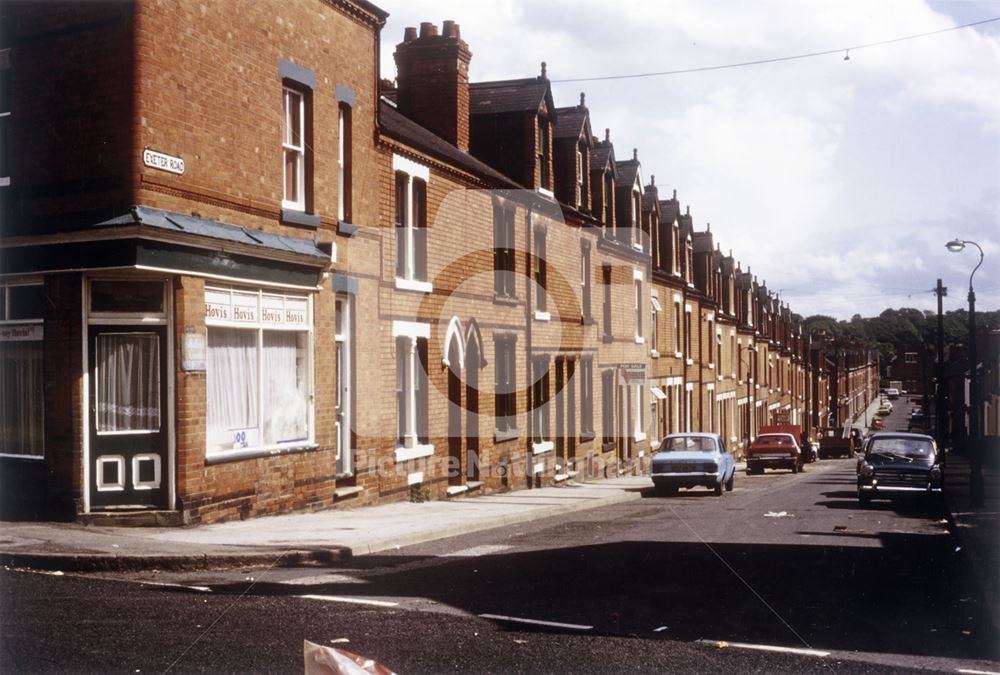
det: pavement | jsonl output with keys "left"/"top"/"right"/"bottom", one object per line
{"left": 0, "top": 475, "right": 653, "bottom": 571}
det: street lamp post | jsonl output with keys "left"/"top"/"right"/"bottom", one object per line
{"left": 945, "top": 238, "right": 984, "bottom": 506}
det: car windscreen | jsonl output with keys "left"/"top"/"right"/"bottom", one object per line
{"left": 660, "top": 437, "right": 716, "bottom": 452}
{"left": 867, "top": 438, "right": 934, "bottom": 462}
{"left": 754, "top": 435, "right": 793, "bottom": 445}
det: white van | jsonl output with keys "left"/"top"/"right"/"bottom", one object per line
{"left": 886, "top": 387, "right": 900, "bottom": 400}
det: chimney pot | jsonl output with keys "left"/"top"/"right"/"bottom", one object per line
{"left": 632, "top": 148, "right": 638, "bottom": 161}
{"left": 443, "top": 20, "right": 460, "bottom": 38}
{"left": 579, "top": 92, "right": 586, "bottom": 108}
{"left": 650, "top": 174, "right": 655, "bottom": 186}
{"left": 673, "top": 189, "right": 677, "bottom": 199}
{"left": 605, "top": 128, "right": 610, "bottom": 142}
{"left": 419, "top": 22, "right": 437, "bottom": 38}
{"left": 403, "top": 26, "right": 417, "bottom": 42}
{"left": 540, "top": 61, "right": 547, "bottom": 79}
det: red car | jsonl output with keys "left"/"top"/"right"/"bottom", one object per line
{"left": 746, "top": 432, "right": 803, "bottom": 474}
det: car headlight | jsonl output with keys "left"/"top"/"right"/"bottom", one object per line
{"left": 930, "top": 465, "right": 942, "bottom": 481}
{"left": 860, "top": 463, "right": 874, "bottom": 478}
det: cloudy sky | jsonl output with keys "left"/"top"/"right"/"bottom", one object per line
{"left": 375, "top": 0, "right": 999, "bottom": 320}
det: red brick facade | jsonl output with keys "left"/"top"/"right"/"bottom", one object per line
{"left": 0, "top": 2, "right": 878, "bottom": 524}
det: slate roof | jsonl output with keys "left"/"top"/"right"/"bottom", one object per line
{"left": 642, "top": 185, "right": 659, "bottom": 212}
{"left": 97, "top": 206, "right": 329, "bottom": 261}
{"left": 590, "top": 141, "right": 615, "bottom": 173}
{"left": 380, "top": 99, "right": 520, "bottom": 188}
{"left": 615, "top": 159, "right": 640, "bottom": 188}
{"left": 469, "top": 78, "right": 551, "bottom": 116}
{"left": 659, "top": 198, "right": 681, "bottom": 223}
{"left": 553, "top": 106, "right": 588, "bottom": 139}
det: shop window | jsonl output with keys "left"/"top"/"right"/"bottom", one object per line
{"left": 205, "top": 286, "right": 312, "bottom": 456}
{"left": 0, "top": 282, "right": 44, "bottom": 457}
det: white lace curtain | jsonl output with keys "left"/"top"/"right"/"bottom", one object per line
{"left": 207, "top": 328, "right": 307, "bottom": 449}
{"left": 95, "top": 333, "right": 160, "bottom": 432}
{"left": 207, "top": 328, "right": 257, "bottom": 447}
{"left": 0, "top": 341, "right": 44, "bottom": 455}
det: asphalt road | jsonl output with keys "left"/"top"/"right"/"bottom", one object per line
{"left": 3, "top": 456, "right": 998, "bottom": 674}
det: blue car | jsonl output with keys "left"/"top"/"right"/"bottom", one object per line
{"left": 650, "top": 432, "right": 736, "bottom": 496}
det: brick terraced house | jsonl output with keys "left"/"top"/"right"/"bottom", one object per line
{"left": 0, "top": 2, "right": 878, "bottom": 524}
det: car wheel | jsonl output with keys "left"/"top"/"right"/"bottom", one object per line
{"left": 725, "top": 472, "right": 734, "bottom": 492}
{"left": 858, "top": 490, "right": 871, "bottom": 506}
{"left": 714, "top": 480, "right": 723, "bottom": 496}
{"left": 791, "top": 462, "right": 799, "bottom": 474}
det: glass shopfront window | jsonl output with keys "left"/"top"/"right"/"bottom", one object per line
{"left": 205, "top": 286, "right": 313, "bottom": 457}
{"left": 0, "top": 281, "right": 44, "bottom": 458}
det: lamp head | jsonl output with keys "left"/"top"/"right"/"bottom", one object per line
{"left": 946, "top": 239, "right": 966, "bottom": 253}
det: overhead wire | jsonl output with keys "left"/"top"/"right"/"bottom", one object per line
{"left": 551, "top": 16, "right": 1000, "bottom": 83}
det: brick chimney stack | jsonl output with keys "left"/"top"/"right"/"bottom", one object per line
{"left": 394, "top": 20, "right": 472, "bottom": 151}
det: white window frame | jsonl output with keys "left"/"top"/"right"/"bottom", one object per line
{"left": 282, "top": 86, "right": 306, "bottom": 211}
{"left": 393, "top": 320, "right": 433, "bottom": 462}
{"left": 204, "top": 285, "right": 314, "bottom": 459}
{"left": 633, "top": 268, "right": 645, "bottom": 344}
{"left": 393, "top": 154, "right": 432, "bottom": 293}
{"left": 633, "top": 383, "right": 646, "bottom": 442}
{"left": 337, "top": 104, "right": 349, "bottom": 222}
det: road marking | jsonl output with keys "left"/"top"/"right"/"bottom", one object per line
{"left": 138, "top": 580, "right": 212, "bottom": 593}
{"left": 299, "top": 594, "right": 399, "bottom": 607}
{"left": 479, "top": 613, "right": 593, "bottom": 631}
{"left": 697, "top": 639, "right": 829, "bottom": 657}
{"left": 956, "top": 669, "right": 1000, "bottom": 675}
{"left": 443, "top": 544, "right": 513, "bottom": 557}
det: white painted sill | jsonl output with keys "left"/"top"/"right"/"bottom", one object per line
{"left": 534, "top": 311, "right": 551, "bottom": 322}
{"left": 395, "top": 278, "right": 433, "bottom": 294}
{"left": 395, "top": 443, "right": 435, "bottom": 462}
{"left": 532, "top": 441, "right": 554, "bottom": 454}
{"left": 634, "top": 336, "right": 645, "bottom": 344}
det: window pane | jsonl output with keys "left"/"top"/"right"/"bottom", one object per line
{"left": 396, "top": 336, "right": 408, "bottom": 443}
{"left": 95, "top": 333, "right": 160, "bottom": 432}
{"left": 207, "top": 327, "right": 258, "bottom": 450}
{"left": 0, "top": 341, "right": 44, "bottom": 456}
{"left": 262, "top": 331, "right": 308, "bottom": 444}
{"left": 91, "top": 281, "right": 162, "bottom": 314}
{"left": 285, "top": 149, "right": 300, "bottom": 204}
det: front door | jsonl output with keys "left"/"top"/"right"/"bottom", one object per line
{"left": 89, "top": 325, "right": 168, "bottom": 509}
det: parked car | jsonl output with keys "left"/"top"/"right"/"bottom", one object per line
{"left": 876, "top": 404, "right": 892, "bottom": 417}
{"left": 857, "top": 432, "right": 943, "bottom": 506}
{"left": 747, "top": 431, "right": 803, "bottom": 474}
{"left": 650, "top": 433, "right": 736, "bottom": 496}
{"left": 886, "top": 387, "right": 900, "bottom": 400}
